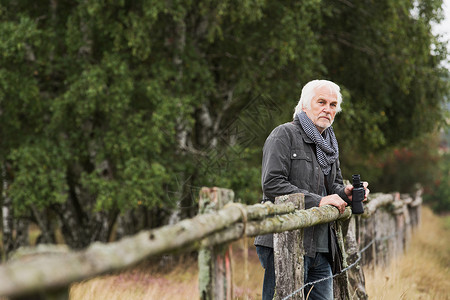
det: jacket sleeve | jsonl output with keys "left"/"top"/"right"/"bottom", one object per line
{"left": 331, "top": 159, "right": 351, "bottom": 203}
{"left": 261, "top": 129, "right": 322, "bottom": 209}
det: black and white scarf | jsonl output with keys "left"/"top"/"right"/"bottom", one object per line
{"left": 297, "top": 111, "right": 339, "bottom": 175}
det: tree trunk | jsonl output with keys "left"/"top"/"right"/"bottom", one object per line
{"left": 78, "top": 0, "right": 93, "bottom": 57}
{"left": 2, "top": 162, "right": 14, "bottom": 258}
{"left": 115, "top": 209, "right": 134, "bottom": 241}
{"left": 53, "top": 175, "right": 90, "bottom": 249}
{"left": 13, "top": 218, "right": 29, "bottom": 249}
{"left": 89, "top": 211, "right": 118, "bottom": 243}
{"left": 31, "top": 206, "right": 55, "bottom": 245}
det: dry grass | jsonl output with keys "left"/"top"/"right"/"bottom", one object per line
{"left": 71, "top": 206, "right": 449, "bottom": 300}
{"left": 70, "top": 256, "right": 199, "bottom": 300}
{"left": 70, "top": 238, "right": 264, "bottom": 300}
{"left": 365, "top": 206, "right": 450, "bottom": 300}
{"left": 229, "top": 238, "right": 265, "bottom": 299}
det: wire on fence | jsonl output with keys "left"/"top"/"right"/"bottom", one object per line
{"left": 281, "top": 229, "right": 402, "bottom": 300}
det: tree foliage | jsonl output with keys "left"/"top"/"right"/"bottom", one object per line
{"left": 0, "top": 0, "right": 448, "bottom": 250}
{"left": 322, "top": 0, "right": 448, "bottom": 148}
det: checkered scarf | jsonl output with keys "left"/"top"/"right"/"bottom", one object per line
{"left": 297, "top": 111, "right": 339, "bottom": 175}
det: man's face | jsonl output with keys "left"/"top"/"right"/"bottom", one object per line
{"left": 302, "top": 86, "right": 338, "bottom": 133}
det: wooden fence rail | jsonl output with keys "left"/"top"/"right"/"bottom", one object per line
{"left": 0, "top": 187, "right": 422, "bottom": 300}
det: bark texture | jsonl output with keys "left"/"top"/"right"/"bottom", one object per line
{"left": 198, "top": 187, "right": 234, "bottom": 300}
{"left": 343, "top": 216, "right": 368, "bottom": 299}
{"left": 333, "top": 219, "right": 351, "bottom": 300}
{"left": 273, "top": 193, "right": 305, "bottom": 300}
{"left": 2, "top": 162, "right": 14, "bottom": 258}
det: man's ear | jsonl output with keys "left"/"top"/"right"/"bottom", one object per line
{"left": 302, "top": 106, "right": 307, "bottom": 112}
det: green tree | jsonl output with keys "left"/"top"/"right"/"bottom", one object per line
{"left": 0, "top": 0, "right": 325, "bottom": 252}
{"left": 319, "top": 0, "right": 449, "bottom": 179}
{"left": 424, "top": 151, "right": 450, "bottom": 212}
{"left": 0, "top": 0, "right": 448, "bottom": 254}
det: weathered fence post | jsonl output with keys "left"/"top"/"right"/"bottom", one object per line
{"left": 333, "top": 219, "right": 351, "bottom": 300}
{"left": 345, "top": 216, "right": 368, "bottom": 299}
{"left": 374, "top": 199, "right": 396, "bottom": 267}
{"left": 198, "top": 187, "right": 235, "bottom": 300}
{"left": 401, "top": 194, "right": 412, "bottom": 250}
{"left": 273, "top": 193, "right": 304, "bottom": 300}
{"left": 408, "top": 188, "right": 423, "bottom": 228}
{"left": 360, "top": 215, "right": 376, "bottom": 270}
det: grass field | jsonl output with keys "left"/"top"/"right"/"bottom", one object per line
{"left": 68, "top": 206, "right": 448, "bottom": 299}
{"left": 365, "top": 207, "right": 450, "bottom": 299}
{"left": 70, "top": 238, "right": 263, "bottom": 300}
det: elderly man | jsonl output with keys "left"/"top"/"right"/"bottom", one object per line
{"left": 254, "top": 80, "right": 369, "bottom": 300}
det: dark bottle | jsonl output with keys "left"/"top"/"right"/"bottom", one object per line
{"left": 351, "top": 174, "right": 365, "bottom": 214}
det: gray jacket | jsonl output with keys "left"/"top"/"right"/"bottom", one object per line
{"left": 254, "top": 116, "right": 349, "bottom": 256}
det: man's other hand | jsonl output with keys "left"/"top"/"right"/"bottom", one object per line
{"left": 344, "top": 181, "right": 370, "bottom": 202}
{"left": 319, "top": 194, "right": 347, "bottom": 214}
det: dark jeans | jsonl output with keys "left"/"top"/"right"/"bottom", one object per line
{"left": 256, "top": 246, "right": 333, "bottom": 300}
{"left": 256, "top": 245, "right": 275, "bottom": 300}
{"left": 304, "top": 253, "right": 333, "bottom": 299}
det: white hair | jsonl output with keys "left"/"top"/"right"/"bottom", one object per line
{"left": 293, "top": 80, "right": 343, "bottom": 119}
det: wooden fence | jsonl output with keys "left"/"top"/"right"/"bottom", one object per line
{"left": 0, "top": 187, "right": 422, "bottom": 300}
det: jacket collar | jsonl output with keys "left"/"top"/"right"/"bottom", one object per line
{"left": 293, "top": 114, "right": 314, "bottom": 144}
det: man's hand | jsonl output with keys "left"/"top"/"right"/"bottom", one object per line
{"left": 344, "top": 181, "right": 370, "bottom": 202}
{"left": 319, "top": 194, "right": 347, "bottom": 214}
